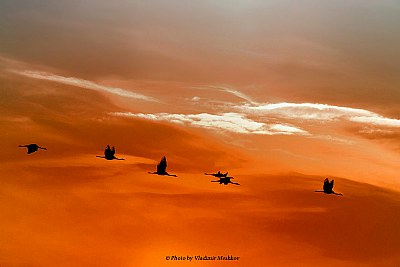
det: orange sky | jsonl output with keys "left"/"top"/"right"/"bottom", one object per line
{"left": 0, "top": 1, "right": 400, "bottom": 266}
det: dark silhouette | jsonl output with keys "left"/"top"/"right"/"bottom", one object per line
{"left": 148, "top": 156, "right": 177, "bottom": 177}
{"left": 205, "top": 171, "right": 229, "bottom": 178}
{"left": 19, "top": 144, "right": 47, "bottom": 154}
{"left": 315, "top": 178, "right": 343, "bottom": 196}
{"left": 210, "top": 175, "right": 240, "bottom": 186}
{"left": 96, "top": 145, "right": 125, "bottom": 160}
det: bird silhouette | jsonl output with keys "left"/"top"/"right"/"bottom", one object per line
{"left": 96, "top": 145, "right": 125, "bottom": 160}
{"left": 315, "top": 178, "right": 343, "bottom": 196}
{"left": 148, "top": 156, "right": 177, "bottom": 177}
{"left": 205, "top": 171, "right": 229, "bottom": 178}
{"left": 19, "top": 144, "right": 47, "bottom": 154}
{"left": 210, "top": 175, "right": 240, "bottom": 186}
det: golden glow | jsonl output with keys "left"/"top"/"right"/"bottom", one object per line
{"left": 1, "top": 1, "right": 399, "bottom": 266}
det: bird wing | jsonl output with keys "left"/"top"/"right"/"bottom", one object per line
{"left": 157, "top": 156, "right": 167, "bottom": 173}
{"left": 105, "top": 146, "right": 113, "bottom": 158}
{"left": 323, "top": 178, "right": 330, "bottom": 191}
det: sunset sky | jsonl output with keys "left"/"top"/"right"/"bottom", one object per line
{"left": 1, "top": 1, "right": 400, "bottom": 266}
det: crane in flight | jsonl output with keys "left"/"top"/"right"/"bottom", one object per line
{"left": 315, "top": 178, "right": 343, "bottom": 196}
{"left": 208, "top": 172, "right": 240, "bottom": 186}
{"left": 205, "top": 171, "right": 229, "bottom": 178}
{"left": 19, "top": 144, "right": 47, "bottom": 154}
{"left": 96, "top": 145, "right": 125, "bottom": 160}
{"left": 148, "top": 156, "right": 177, "bottom": 177}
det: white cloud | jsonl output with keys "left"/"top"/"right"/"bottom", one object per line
{"left": 349, "top": 116, "right": 400, "bottom": 127}
{"left": 268, "top": 124, "right": 309, "bottom": 135}
{"left": 111, "top": 98, "right": 399, "bottom": 140}
{"left": 190, "top": 85, "right": 258, "bottom": 104}
{"left": 13, "top": 70, "right": 157, "bottom": 102}
{"left": 111, "top": 112, "right": 308, "bottom": 136}
{"left": 213, "top": 86, "right": 258, "bottom": 105}
{"left": 239, "top": 102, "right": 375, "bottom": 121}
{"left": 238, "top": 102, "right": 400, "bottom": 129}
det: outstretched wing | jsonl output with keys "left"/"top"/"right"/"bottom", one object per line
{"left": 157, "top": 156, "right": 167, "bottom": 173}
{"left": 323, "top": 178, "right": 330, "bottom": 192}
{"left": 330, "top": 180, "right": 334, "bottom": 190}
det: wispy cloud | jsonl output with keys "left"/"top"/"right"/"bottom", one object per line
{"left": 349, "top": 116, "right": 400, "bottom": 127}
{"left": 189, "top": 85, "right": 258, "bottom": 105}
{"left": 238, "top": 102, "right": 400, "bottom": 128}
{"left": 12, "top": 70, "right": 158, "bottom": 102}
{"left": 111, "top": 112, "right": 308, "bottom": 136}
{"left": 110, "top": 90, "right": 398, "bottom": 140}
{"left": 239, "top": 102, "right": 374, "bottom": 121}
{"left": 187, "top": 86, "right": 400, "bottom": 129}
{"left": 183, "top": 85, "right": 400, "bottom": 139}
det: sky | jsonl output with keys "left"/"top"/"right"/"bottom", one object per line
{"left": 0, "top": 1, "right": 400, "bottom": 266}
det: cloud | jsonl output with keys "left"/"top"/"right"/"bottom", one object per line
{"left": 109, "top": 89, "right": 399, "bottom": 140}
{"left": 111, "top": 112, "right": 308, "bottom": 136}
{"left": 183, "top": 84, "right": 400, "bottom": 140}
{"left": 349, "top": 116, "right": 400, "bottom": 127}
{"left": 190, "top": 85, "right": 258, "bottom": 104}
{"left": 186, "top": 86, "right": 399, "bottom": 130}
{"left": 238, "top": 102, "right": 400, "bottom": 128}
{"left": 12, "top": 70, "right": 158, "bottom": 102}
{"left": 188, "top": 83, "right": 391, "bottom": 130}
{"left": 239, "top": 102, "right": 374, "bottom": 121}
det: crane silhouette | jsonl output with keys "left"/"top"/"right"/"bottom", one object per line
{"left": 315, "top": 178, "right": 343, "bottom": 196}
{"left": 19, "top": 144, "right": 47, "bottom": 154}
{"left": 209, "top": 174, "right": 240, "bottom": 186}
{"left": 96, "top": 145, "right": 125, "bottom": 160}
{"left": 148, "top": 156, "right": 177, "bottom": 177}
{"left": 205, "top": 171, "right": 229, "bottom": 178}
